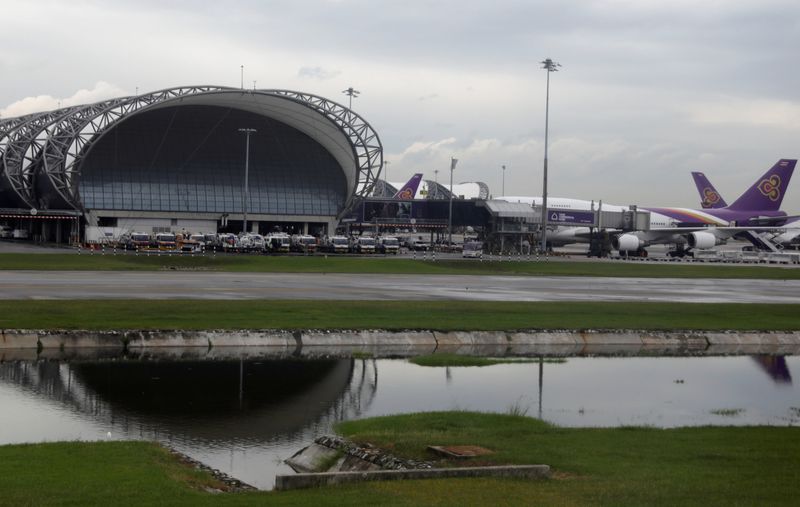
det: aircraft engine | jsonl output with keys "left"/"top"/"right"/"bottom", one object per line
{"left": 687, "top": 231, "right": 721, "bottom": 249}
{"left": 612, "top": 234, "right": 643, "bottom": 251}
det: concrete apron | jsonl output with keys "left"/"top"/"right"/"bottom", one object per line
{"left": 2, "top": 329, "right": 800, "bottom": 353}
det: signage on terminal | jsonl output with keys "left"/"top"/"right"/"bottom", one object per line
{"left": 547, "top": 210, "right": 596, "bottom": 226}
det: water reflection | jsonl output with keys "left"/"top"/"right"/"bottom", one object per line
{"left": 1, "top": 352, "right": 798, "bottom": 490}
{"left": 751, "top": 355, "right": 792, "bottom": 384}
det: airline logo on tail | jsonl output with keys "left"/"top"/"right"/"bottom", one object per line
{"left": 692, "top": 171, "right": 728, "bottom": 209}
{"left": 757, "top": 175, "right": 782, "bottom": 202}
{"left": 396, "top": 188, "right": 414, "bottom": 199}
{"left": 393, "top": 173, "right": 423, "bottom": 200}
{"left": 702, "top": 188, "right": 722, "bottom": 208}
{"left": 727, "top": 159, "right": 795, "bottom": 212}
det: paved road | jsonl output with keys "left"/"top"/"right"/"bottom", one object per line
{"left": 1, "top": 271, "right": 798, "bottom": 303}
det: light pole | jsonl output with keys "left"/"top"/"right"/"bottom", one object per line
{"left": 540, "top": 57, "right": 561, "bottom": 253}
{"left": 501, "top": 164, "right": 506, "bottom": 197}
{"left": 383, "top": 160, "right": 391, "bottom": 185}
{"left": 238, "top": 128, "right": 257, "bottom": 233}
{"left": 342, "top": 87, "right": 360, "bottom": 109}
{"left": 448, "top": 157, "right": 458, "bottom": 245}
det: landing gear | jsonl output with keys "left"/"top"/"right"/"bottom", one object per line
{"left": 667, "top": 246, "right": 694, "bottom": 258}
{"left": 621, "top": 248, "right": 648, "bottom": 258}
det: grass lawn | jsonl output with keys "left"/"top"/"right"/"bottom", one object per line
{"left": 2, "top": 413, "right": 798, "bottom": 506}
{"left": 1, "top": 300, "right": 799, "bottom": 330}
{"left": 336, "top": 412, "right": 800, "bottom": 505}
{"left": 1, "top": 252, "right": 799, "bottom": 279}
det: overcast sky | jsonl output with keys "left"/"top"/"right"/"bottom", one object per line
{"left": 2, "top": 0, "right": 798, "bottom": 211}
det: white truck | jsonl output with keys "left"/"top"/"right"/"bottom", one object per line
{"left": 377, "top": 236, "right": 400, "bottom": 254}
{"left": 267, "top": 233, "right": 291, "bottom": 253}
{"left": 326, "top": 236, "right": 350, "bottom": 254}
{"left": 354, "top": 236, "right": 376, "bottom": 254}
{"left": 462, "top": 241, "right": 483, "bottom": 258}
{"left": 291, "top": 234, "right": 318, "bottom": 253}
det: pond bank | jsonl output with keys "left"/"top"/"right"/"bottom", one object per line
{"left": 3, "top": 328, "right": 800, "bottom": 355}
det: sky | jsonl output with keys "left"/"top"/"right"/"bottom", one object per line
{"left": 1, "top": 0, "right": 798, "bottom": 211}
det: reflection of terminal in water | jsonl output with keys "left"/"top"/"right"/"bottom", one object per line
{"left": 0, "top": 357, "right": 379, "bottom": 443}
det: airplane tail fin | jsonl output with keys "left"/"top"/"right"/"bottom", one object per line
{"left": 691, "top": 172, "right": 727, "bottom": 209}
{"left": 393, "top": 173, "right": 423, "bottom": 200}
{"left": 728, "top": 159, "right": 796, "bottom": 211}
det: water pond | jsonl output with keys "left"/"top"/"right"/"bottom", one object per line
{"left": 1, "top": 351, "right": 798, "bottom": 489}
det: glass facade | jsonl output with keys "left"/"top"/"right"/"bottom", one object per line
{"left": 79, "top": 106, "right": 347, "bottom": 216}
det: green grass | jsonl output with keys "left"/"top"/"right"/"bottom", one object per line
{"left": 1, "top": 300, "right": 799, "bottom": 330}
{"left": 409, "top": 354, "right": 566, "bottom": 367}
{"left": 1, "top": 252, "right": 799, "bottom": 279}
{"left": 336, "top": 412, "right": 800, "bottom": 505}
{"left": 3, "top": 414, "right": 798, "bottom": 505}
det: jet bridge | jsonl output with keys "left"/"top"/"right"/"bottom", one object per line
{"left": 479, "top": 200, "right": 650, "bottom": 253}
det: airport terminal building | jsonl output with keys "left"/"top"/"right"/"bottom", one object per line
{"left": 0, "top": 86, "right": 383, "bottom": 242}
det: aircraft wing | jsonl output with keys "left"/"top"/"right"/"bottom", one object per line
{"left": 744, "top": 214, "right": 800, "bottom": 226}
{"left": 609, "top": 226, "right": 790, "bottom": 251}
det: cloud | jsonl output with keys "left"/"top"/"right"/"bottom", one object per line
{"left": 686, "top": 96, "right": 800, "bottom": 130}
{"left": 297, "top": 66, "right": 341, "bottom": 80}
{"left": 1, "top": 81, "right": 128, "bottom": 118}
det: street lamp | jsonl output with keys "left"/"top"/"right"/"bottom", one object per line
{"left": 540, "top": 57, "right": 561, "bottom": 253}
{"left": 238, "top": 128, "right": 257, "bottom": 233}
{"left": 342, "top": 87, "right": 360, "bottom": 109}
{"left": 501, "top": 164, "right": 506, "bottom": 197}
{"left": 448, "top": 157, "right": 458, "bottom": 245}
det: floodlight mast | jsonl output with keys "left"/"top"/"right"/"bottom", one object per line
{"left": 238, "top": 128, "right": 257, "bottom": 233}
{"left": 342, "top": 87, "right": 360, "bottom": 109}
{"left": 448, "top": 157, "right": 458, "bottom": 245}
{"left": 540, "top": 58, "right": 561, "bottom": 254}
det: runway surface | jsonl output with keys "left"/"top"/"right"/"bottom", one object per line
{"left": 1, "top": 271, "right": 798, "bottom": 303}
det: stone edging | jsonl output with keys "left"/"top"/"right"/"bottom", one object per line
{"left": 2, "top": 328, "right": 800, "bottom": 350}
{"left": 165, "top": 446, "right": 256, "bottom": 492}
{"left": 314, "top": 435, "right": 434, "bottom": 470}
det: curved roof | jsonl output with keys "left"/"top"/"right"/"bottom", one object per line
{"left": 371, "top": 178, "right": 490, "bottom": 200}
{"left": 0, "top": 87, "right": 383, "bottom": 216}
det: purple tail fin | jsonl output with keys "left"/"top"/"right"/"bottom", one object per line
{"left": 393, "top": 173, "right": 423, "bottom": 200}
{"left": 691, "top": 172, "right": 728, "bottom": 209}
{"left": 728, "top": 159, "right": 796, "bottom": 211}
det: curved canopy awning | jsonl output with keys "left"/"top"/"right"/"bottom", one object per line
{"left": 0, "top": 87, "right": 383, "bottom": 218}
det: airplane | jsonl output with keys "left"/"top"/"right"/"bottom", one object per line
{"left": 500, "top": 158, "right": 797, "bottom": 256}
{"left": 393, "top": 173, "right": 424, "bottom": 200}
{"left": 692, "top": 167, "right": 800, "bottom": 249}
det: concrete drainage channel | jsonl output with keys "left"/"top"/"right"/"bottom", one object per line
{"left": 278, "top": 435, "right": 550, "bottom": 491}
{"left": 2, "top": 329, "right": 800, "bottom": 353}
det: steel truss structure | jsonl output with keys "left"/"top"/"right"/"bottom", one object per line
{"left": 1, "top": 86, "right": 383, "bottom": 218}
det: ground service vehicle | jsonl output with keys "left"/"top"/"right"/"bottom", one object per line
{"left": 462, "top": 241, "right": 483, "bottom": 258}
{"left": 406, "top": 236, "right": 431, "bottom": 251}
{"left": 327, "top": 236, "right": 350, "bottom": 253}
{"left": 291, "top": 234, "right": 317, "bottom": 253}
{"left": 239, "top": 233, "right": 266, "bottom": 252}
{"left": 127, "top": 232, "right": 151, "bottom": 250}
{"left": 267, "top": 233, "right": 291, "bottom": 253}
{"left": 377, "top": 236, "right": 400, "bottom": 254}
{"left": 155, "top": 233, "right": 177, "bottom": 250}
{"left": 354, "top": 236, "right": 376, "bottom": 254}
